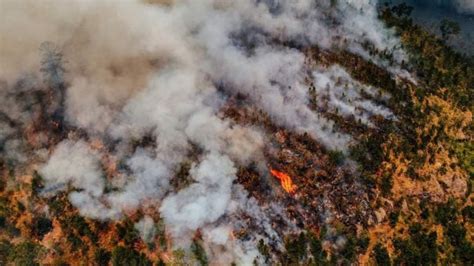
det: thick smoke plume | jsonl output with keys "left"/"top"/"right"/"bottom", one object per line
{"left": 0, "top": 0, "right": 407, "bottom": 263}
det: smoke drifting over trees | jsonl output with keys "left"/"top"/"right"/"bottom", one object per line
{"left": 3, "top": 0, "right": 471, "bottom": 265}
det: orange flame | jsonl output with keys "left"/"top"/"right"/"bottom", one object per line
{"left": 270, "top": 169, "right": 297, "bottom": 193}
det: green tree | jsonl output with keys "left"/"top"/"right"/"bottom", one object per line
{"left": 380, "top": 173, "right": 393, "bottom": 196}
{"left": 111, "top": 246, "right": 151, "bottom": 266}
{"left": 0, "top": 240, "right": 12, "bottom": 265}
{"left": 284, "top": 233, "right": 308, "bottom": 264}
{"left": 434, "top": 199, "right": 457, "bottom": 226}
{"left": 95, "top": 248, "right": 111, "bottom": 265}
{"left": 8, "top": 241, "right": 42, "bottom": 266}
{"left": 393, "top": 224, "right": 437, "bottom": 265}
{"left": 462, "top": 205, "right": 474, "bottom": 221}
{"left": 389, "top": 211, "right": 399, "bottom": 227}
{"left": 257, "top": 239, "right": 270, "bottom": 263}
{"left": 117, "top": 219, "right": 139, "bottom": 246}
{"left": 39, "top": 42, "right": 66, "bottom": 89}
{"left": 391, "top": 3, "right": 413, "bottom": 17}
{"left": 309, "top": 233, "right": 327, "bottom": 264}
{"left": 31, "top": 171, "right": 44, "bottom": 195}
{"left": 328, "top": 150, "right": 345, "bottom": 166}
{"left": 440, "top": 19, "right": 460, "bottom": 40}
{"left": 373, "top": 243, "right": 391, "bottom": 266}
{"left": 32, "top": 216, "right": 53, "bottom": 239}
{"left": 191, "top": 240, "right": 208, "bottom": 266}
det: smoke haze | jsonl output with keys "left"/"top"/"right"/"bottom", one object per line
{"left": 0, "top": 0, "right": 409, "bottom": 263}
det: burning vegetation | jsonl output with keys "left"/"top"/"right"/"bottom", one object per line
{"left": 269, "top": 169, "right": 297, "bottom": 194}
{"left": 0, "top": 1, "right": 473, "bottom": 265}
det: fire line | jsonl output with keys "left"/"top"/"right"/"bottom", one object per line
{"left": 270, "top": 169, "right": 297, "bottom": 193}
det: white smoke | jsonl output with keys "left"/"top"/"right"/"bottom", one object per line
{"left": 39, "top": 140, "right": 104, "bottom": 197}
{"left": 312, "top": 65, "right": 395, "bottom": 127}
{"left": 38, "top": 140, "right": 122, "bottom": 219}
{"left": 135, "top": 216, "right": 157, "bottom": 243}
{"left": 107, "top": 149, "right": 171, "bottom": 213}
{"left": 1, "top": 0, "right": 408, "bottom": 263}
{"left": 160, "top": 153, "right": 236, "bottom": 239}
{"left": 455, "top": 0, "right": 474, "bottom": 14}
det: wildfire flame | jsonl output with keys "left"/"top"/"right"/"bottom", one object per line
{"left": 270, "top": 169, "right": 297, "bottom": 193}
